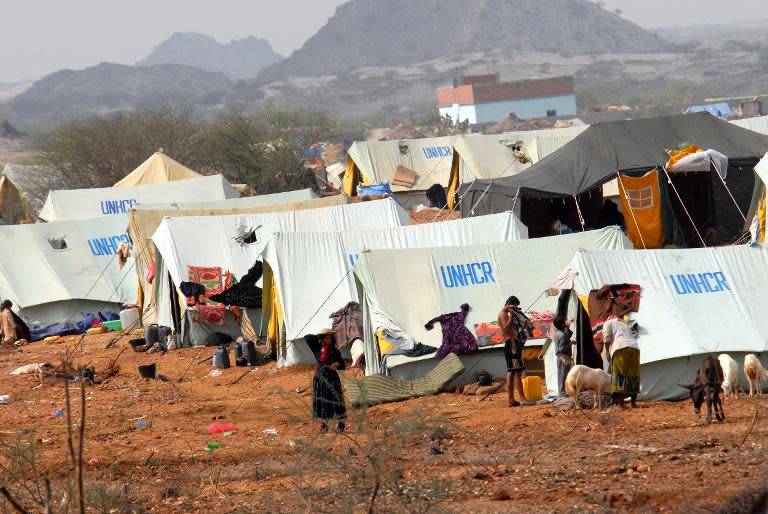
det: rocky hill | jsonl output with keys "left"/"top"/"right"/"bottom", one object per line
{"left": 8, "top": 63, "right": 234, "bottom": 124}
{"left": 141, "top": 32, "right": 283, "bottom": 79}
{"left": 259, "top": 0, "right": 667, "bottom": 81}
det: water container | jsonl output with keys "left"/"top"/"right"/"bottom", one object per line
{"left": 157, "top": 326, "right": 172, "bottom": 347}
{"left": 242, "top": 340, "right": 258, "bottom": 366}
{"left": 145, "top": 324, "right": 159, "bottom": 346}
{"left": 119, "top": 307, "right": 140, "bottom": 331}
{"left": 213, "top": 346, "right": 231, "bottom": 369}
{"left": 522, "top": 376, "right": 543, "bottom": 402}
{"left": 234, "top": 341, "right": 244, "bottom": 360}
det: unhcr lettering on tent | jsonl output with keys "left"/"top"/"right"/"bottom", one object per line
{"left": 88, "top": 234, "right": 131, "bottom": 256}
{"left": 348, "top": 254, "right": 361, "bottom": 267}
{"left": 439, "top": 262, "right": 495, "bottom": 288}
{"left": 100, "top": 199, "right": 138, "bottom": 215}
{"left": 669, "top": 272, "right": 729, "bottom": 295}
{"left": 422, "top": 146, "right": 452, "bottom": 159}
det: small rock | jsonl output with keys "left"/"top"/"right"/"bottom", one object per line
{"left": 636, "top": 464, "right": 650, "bottom": 472}
{"left": 492, "top": 489, "right": 511, "bottom": 501}
{"left": 473, "top": 471, "right": 490, "bottom": 480}
{"left": 668, "top": 455, "right": 679, "bottom": 461}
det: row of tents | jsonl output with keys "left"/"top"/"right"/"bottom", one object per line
{"left": 2, "top": 113, "right": 768, "bottom": 402}
{"left": 342, "top": 113, "right": 768, "bottom": 246}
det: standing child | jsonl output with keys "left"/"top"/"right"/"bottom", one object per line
{"left": 499, "top": 296, "right": 534, "bottom": 407}
{"left": 552, "top": 315, "right": 574, "bottom": 397}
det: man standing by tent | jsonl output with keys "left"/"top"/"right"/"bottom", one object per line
{"left": 1, "top": 300, "right": 29, "bottom": 346}
{"left": 499, "top": 296, "right": 534, "bottom": 407}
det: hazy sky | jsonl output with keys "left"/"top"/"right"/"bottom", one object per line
{"left": 1, "top": 0, "right": 765, "bottom": 82}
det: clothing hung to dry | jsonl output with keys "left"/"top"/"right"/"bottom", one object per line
{"left": 209, "top": 261, "right": 263, "bottom": 309}
{"left": 329, "top": 301, "right": 363, "bottom": 348}
{"left": 425, "top": 303, "right": 478, "bottom": 359}
{"left": 587, "top": 283, "right": 640, "bottom": 354}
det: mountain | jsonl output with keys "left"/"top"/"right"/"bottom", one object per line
{"left": 259, "top": 0, "right": 668, "bottom": 81}
{"left": 141, "top": 32, "right": 283, "bottom": 79}
{"left": 9, "top": 63, "right": 234, "bottom": 124}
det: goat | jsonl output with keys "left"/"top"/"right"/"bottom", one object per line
{"left": 744, "top": 354, "right": 768, "bottom": 397}
{"left": 565, "top": 364, "right": 611, "bottom": 410}
{"left": 680, "top": 356, "right": 724, "bottom": 423}
{"left": 718, "top": 354, "right": 739, "bottom": 400}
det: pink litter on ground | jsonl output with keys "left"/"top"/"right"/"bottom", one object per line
{"left": 208, "top": 422, "right": 238, "bottom": 434}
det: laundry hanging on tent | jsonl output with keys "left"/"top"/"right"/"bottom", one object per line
{"left": 180, "top": 282, "right": 206, "bottom": 306}
{"left": 116, "top": 242, "right": 131, "bottom": 271}
{"left": 146, "top": 260, "right": 156, "bottom": 284}
{"left": 209, "top": 262, "right": 263, "bottom": 309}
{"left": 329, "top": 301, "right": 363, "bottom": 348}
{"left": 587, "top": 284, "right": 640, "bottom": 355}
{"left": 187, "top": 266, "right": 223, "bottom": 295}
{"left": 193, "top": 303, "right": 226, "bottom": 326}
{"left": 425, "top": 303, "right": 478, "bottom": 359}
{"left": 618, "top": 170, "right": 664, "bottom": 249}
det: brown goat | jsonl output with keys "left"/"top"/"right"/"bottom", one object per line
{"left": 680, "top": 356, "right": 725, "bottom": 424}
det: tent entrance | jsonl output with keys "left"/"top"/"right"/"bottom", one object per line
{"left": 520, "top": 190, "right": 604, "bottom": 238}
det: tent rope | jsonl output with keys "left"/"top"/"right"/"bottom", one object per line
{"left": 430, "top": 177, "right": 476, "bottom": 223}
{"left": 710, "top": 158, "right": 747, "bottom": 223}
{"left": 449, "top": 156, "right": 523, "bottom": 219}
{"left": 573, "top": 195, "right": 586, "bottom": 231}
{"left": 511, "top": 187, "right": 521, "bottom": 214}
{"left": 468, "top": 181, "right": 495, "bottom": 217}
{"left": 616, "top": 172, "right": 647, "bottom": 250}
{"left": 662, "top": 165, "right": 707, "bottom": 247}
{"left": 411, "top": 153, "right": 450, "bottom": 192}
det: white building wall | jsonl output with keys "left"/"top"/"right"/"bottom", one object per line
{"left": 439, "top": 104, "right": 477, "bottom": 125}
{"left": 473, "top": 94, "right": 577, "bottom": 123}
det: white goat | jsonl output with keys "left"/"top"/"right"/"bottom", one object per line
{"left": 744, "top": 354, "right": 768, "bottom": 397}
{"left": 718, "top": 354, "right": 739, "bottom": 400}
{"left": 565, "top": 364, "right": 611, "bottom": 409}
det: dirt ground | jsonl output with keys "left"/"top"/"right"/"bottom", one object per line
{"left": 0, "top": 332, "right": 766, "bottom": 513}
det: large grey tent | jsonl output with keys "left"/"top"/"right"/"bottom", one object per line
{"left": 459, "top": 113, "right": 768, "bottom": 243}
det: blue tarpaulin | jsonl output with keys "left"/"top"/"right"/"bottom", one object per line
{"left": 358, "top": 182, "right": 393, "bottom": 196}
{"left": 685, "top": 103, "right": 733, "bottom": 118}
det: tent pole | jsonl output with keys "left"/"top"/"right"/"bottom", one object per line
{"left": 710, "top": 158, "right": 748, "bottom": 223}
{"left": 661, "top": 166, "right": 707, "bottom": 247}
{"left": 616, "top": 172, "right": 647, "bottom": 249}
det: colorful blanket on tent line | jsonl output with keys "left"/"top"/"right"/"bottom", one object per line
{"left": 187, "top": 265, "right": 223, "bottom": 296}
{"left": 587, "top": 284, "right": 640, "bottom": 353}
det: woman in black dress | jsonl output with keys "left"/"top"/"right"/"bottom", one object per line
{"left": 304, "top": 328, "right": 346, "bottom": 432}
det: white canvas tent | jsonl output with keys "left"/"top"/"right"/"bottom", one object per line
{"left": 39, "top": 174, "right": 239, "bottom": 222}
{"left": 748, "top": 153, "right": 768, "bottom": 242}
{"left": 150, "top": 199, "right": 410, "bottom": 345}
{"left": 344, "top": 136, "right": 457, "bottom": 207}
{"left": 262, "top": 211, "right": 529, "bottom": 366}
{"left": 732, "top": 115, "right": 768, "bottom": 136}
{"left": 132, "top": 188, "right": 319, "bottom": 212}
{"left": 555, "top": 246, "right": 768, "bottom": 400}
{"left": 0, "top": 215, "right": 137, "bottom": 327}
{"left": 447, "top": 126, "right": 592, "bottom": 208}
{"left": 353, "top": 227, "right": 632, "bottom": 387}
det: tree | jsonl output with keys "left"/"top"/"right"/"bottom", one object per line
{"left": 207, "top": 108, "right": 335, "bottom": 194}
{"left": 42, "top": 106, "right": 209, "bottom": 188}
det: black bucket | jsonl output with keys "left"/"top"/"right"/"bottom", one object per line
{"left": 138, "top": 363, "right": 156, "bottom": 379}
{"left": 145, "top": 324, "right": 159, "bottom": 346}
